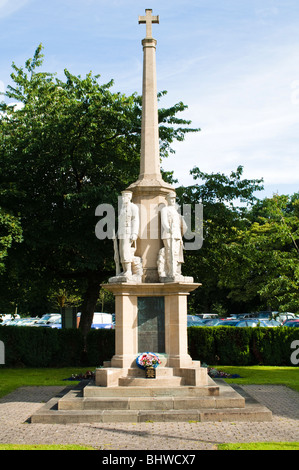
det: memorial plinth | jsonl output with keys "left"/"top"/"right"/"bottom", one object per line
{"left": 96, "top": 281, "right": 207, "bottom": 387}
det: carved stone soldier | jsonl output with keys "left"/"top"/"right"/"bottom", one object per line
{"left": 159, "top": 191, "right": 193, "bottom": 283}
{"left": 109, "top": 191, "right": 142, "bottom": 282}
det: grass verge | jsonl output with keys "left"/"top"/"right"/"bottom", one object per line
{"left": 0, "top": 365, "right": 298, "bottom": 398}
{"left": 0, "top": 444, "right": 94, "bottom": 450}
{"left": 218, "top": 442, "right": 299, "bottom": 450}
{"left": 0, "top": 367, "right": 95, "bottom": 398}
{"left": 212, "top": 365, "right": 299, "bottom": 392}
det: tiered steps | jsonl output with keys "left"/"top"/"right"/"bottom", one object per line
{"left": 118, "top": 366, "right": 187, "bottom": 387}
{"left": 30, "top": 378, "right": 272, "bottom": 424}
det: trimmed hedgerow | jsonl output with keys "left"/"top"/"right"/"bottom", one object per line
{"left": 0, "top": 325, "right": 298, "bottom": 367}
{"left": 187, "top": 326, "right": 299, "bottom": 366}
{"left": 0, "top": 326, "right": 114, "bottom": 367}
{"left": 0, "top": 326, "right": 84, "bottom": 367}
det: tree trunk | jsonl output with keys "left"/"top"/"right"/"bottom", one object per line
{"left": 79, "top": 277, "right": 101, "bottom": 341}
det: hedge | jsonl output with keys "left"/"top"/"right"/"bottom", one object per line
{"left": 0, "top": 326, "right": 114, "bottom": 367}
{"left": 188, "top": 326, "right": 299, "bottom": 366}
{"left": 0, "top": 325, "right": 298, "bottom": 368}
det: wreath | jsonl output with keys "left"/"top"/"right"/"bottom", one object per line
{"left": 136, "top": 352, "right": 161, "bottom": 369}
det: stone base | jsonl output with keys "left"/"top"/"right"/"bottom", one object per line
{"left": 29, "top": 365, "right": 273, "bottom": 424}
{"left": 108, "top": 274, "right": 142, "bottom": 284}
{"left": 30, "top": 379, "right": 273, "bottom": 424}
{"left": 159, "top": 275, "right": 194, "bottom": 284}
{"left": 103, "top": 282, "right": 202, "bottom": 371}
{"left": 95, "top": 364, "right": 209, "bottom": 387}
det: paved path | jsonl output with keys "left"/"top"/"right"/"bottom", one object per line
{"left": 0, "top": 384, "right": 298, "bottom": 450}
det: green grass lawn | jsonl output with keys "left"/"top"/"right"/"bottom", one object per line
{"left": 212, "top": 365, "right": 299, "bottom": 392}
{"left": 0, "top": 365, "right": 298, "bottom": 398}
{"left": 0, "top": 367, "right": 95, "bottom": 398}
{"left": 218, "top": 442, "right": 299, "bottom": 450}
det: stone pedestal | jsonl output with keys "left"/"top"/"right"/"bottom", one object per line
{"left": 96, "top": 281, "right": 209, "bottom": 387}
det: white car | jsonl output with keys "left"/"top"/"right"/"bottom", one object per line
{"left": 77, "top": 312, "right": 114, "bottom": 329}
{"left": 0, "top": 314, "right": 20, "bottom": 325}
{"left": 34, "top": 314, "right": 61, "bottom": 326}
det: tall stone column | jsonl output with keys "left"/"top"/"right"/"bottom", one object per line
{"left": 128, "top": 9, "right": 173, "bottom": 282}
{"left": 139, "top": 36, "right": 160, "bottom": 180}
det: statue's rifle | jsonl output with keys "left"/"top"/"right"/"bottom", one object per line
{"left": 169, "top": 218, "right": 174, "bottom": 277}
{"left": 112, "top": 230, "right": 121, "bottom": 275}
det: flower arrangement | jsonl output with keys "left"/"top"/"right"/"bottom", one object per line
{"left": 207, "top": 367, "right": 240, "bottom": 379}
{"left": 136, "top": 352, "right": 161, "bottom": 369}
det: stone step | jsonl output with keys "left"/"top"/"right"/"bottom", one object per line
{"left": 96, "top": 364, "right": 209, "bottom": 387}
{"left": 118, "top": 375, "right": 185, "bottom": 387}
{"left": 58, "top": 394, "right": 245, "bottom": 411}
{"left": 32, "top": 401, "right": 272, "bottom": 424}
{"left": 117, "top": 366, "right": 188, "bottom": 387}
{"left": 84, "top": 383, "right": 219, "bottom": 398}
{"left": 125, "top": 367, "right": 177, "bottom": 377}
{"left": 29, "top": 380, "right": 273, "bottom": 424}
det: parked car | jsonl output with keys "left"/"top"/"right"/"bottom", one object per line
{"left": 235, "top": 318, "right": 278, "bottom": 327}
{"left": 0, "top": 314, "right": 20, "bottom": 325}
{"left": 283, "top": 319, "right": 299, "bottom": 327}
{"left": 47, "top": 318, "right": 62, "bottom": 329}
{"left": 4, "top": 318, "right": 24, "bottom": 326}
{"left": 194, "top": 313, "right": 219, "bottom": 320}
{"left": 216, "top": 319, "right": 240, "bottom": 326}
{"left": 187, "top": 315, "right": 205, "bottom": 327}
{"left": 238, "top": 313, "right": 256, "bottom": 319}
{"left": 34, "top": 313, "right": 61, "bottom": 326}
{"left": 255, "top": 311, "right": 278, "bottom": 320}
{"left": 15, "top": 317, "right": 39, "bottom": 326}
{"left": 201, "top": 318, "right": 223, "bottom": 326}
{"left": 77, "top": 312, "right": 114, "bottom": 329}
{"left": 277, "top": 313, "right": 297, "bottom": 324}
{"left": 261, "top": 319, "right": 280, "bottom": 327}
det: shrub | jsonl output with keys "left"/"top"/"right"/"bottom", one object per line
{"left": 0, "top": 325, "right": 298, "bottom": 368}
{"left": 0, "top": 326, "right": 113, "bottom": 367}
{"left": 213, "top": 327, "right": 253, "bottom": 365}
{"left": 187, "top": 326, "right": 299, "bottom": 366}
{"left": 188, "top": 326, "right": 216, "bottom": 364}
{"left": 85, "top": 329, "right": 115, "bottom": 366}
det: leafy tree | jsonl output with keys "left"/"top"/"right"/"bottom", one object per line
{"left": 0, "top": 45, "right": 199, "bottom": 336}
{"left": 0, "top": 207, "right": 22, "bottom": 273}
{"left": 219, "top": 193, "right": 299, "bottom": 313}
{"left": 177, "top": 166, "right": 264, "bottom": 314}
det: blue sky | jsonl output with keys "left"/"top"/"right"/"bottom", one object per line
{"left": 1, "top": 0, "right": 298, "bottom": 199}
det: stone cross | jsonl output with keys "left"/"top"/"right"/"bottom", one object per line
{"left": 138, "top": 9, "right": 159, "bottom": 38}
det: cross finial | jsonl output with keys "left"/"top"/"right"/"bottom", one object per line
{"left": 139, "top": 9, "right": 159, "bottom": 38}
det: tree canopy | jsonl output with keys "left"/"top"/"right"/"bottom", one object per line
{"left": 218, "top": 193, "right": 299, "bottom": 313}
{"left": 1, "top": 45, "right": 298, "bottom": 329}
{"left": 0, "top": 45, "right": 199, "bottom": 333}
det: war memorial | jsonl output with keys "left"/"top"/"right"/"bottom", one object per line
{"left": 32, "top": 10, "right": 272, "bottom": 424}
